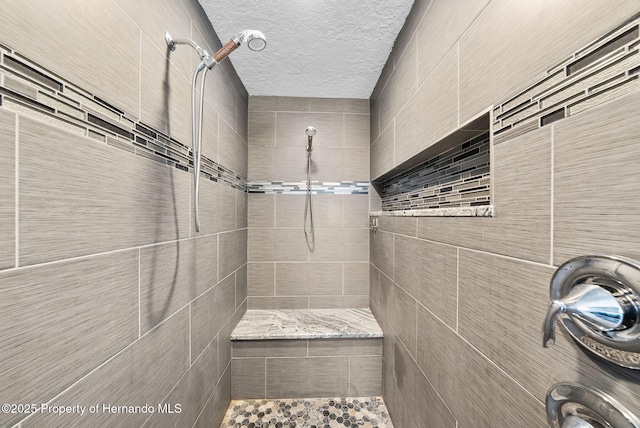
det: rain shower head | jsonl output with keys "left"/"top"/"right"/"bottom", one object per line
{"left": 306, "top": 126, "right": 316, "bottom": 152}
{"left": 214, "top": 29, "right": 267, "bottom": 63}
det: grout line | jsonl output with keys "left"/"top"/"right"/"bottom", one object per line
{"left": 188, "top": 303, "right": 192, "bottom": 365}
{"left": 348, "top": 356, "right": 352, "bottom": 395}
{"left": 14, "top": 113, "right": 18, "bottom": 268}
{"left": 138, "top": 30, "right": 142, "bottom": 120}
{"left": 390, "top": 118, "right": 396, "bottom": 167}
{"left": 138, "top": 248, "right": 141, "bottom": 338}
{"left": 343, "top": 113, "right": 346, "bottom": 147}
{"left": 456, "top": 247, "right": 460, "bottom": 332}
{"left": 273, "top": 263, "right": 277, "bottom": 297}
{"left": 457, "top": 42, "right": 461, "bottom": 127}
{"left": 550, "top": 124, "right": 555, "bottom": 266}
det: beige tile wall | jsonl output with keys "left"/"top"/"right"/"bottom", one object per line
{"left": 371, "top": 3, "right": 640, "bottom": 427}
{"left": 0, "top": 1, "right": 247, "bottom": 427}
{"left": 247, "top": 97, "right": 370, "bottom": 309}
{"left": 231, "top": 338, "right": 382, "bottom": 399}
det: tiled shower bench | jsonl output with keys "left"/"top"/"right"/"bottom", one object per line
{"left": 230, "top": 308, "right": 383, "bottom": 399}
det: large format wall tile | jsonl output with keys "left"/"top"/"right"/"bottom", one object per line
{"left": 310, "top": 228, "right": 369, "bottom": 262}
{"left": 249, "top": 145, "right": 308, "bottom": 181}
{"left": 276, "top": 262, "right": 343, "bottom": 296}
{"left": 275, "top": 194, "right": 343, "bottom": 228}
{"left": 196, "top": 179, "right": 238, "bottom": 236}
{"left": 194, "top": 365, "right": 232, "bottom": 428}
{"left": 23, "top": 308, "right": 190, "bottom": 428}
{"left": 276, "top": 112, "right": 344, "bottom": 147}
{"left": 219, "top": 229, "right": 247, "bottom": 279}
{"left": 18, "top": 117, "right": 190, "bottom": 266}
{"left": 248, "top": 228, "right": 309, "bottom": 262}
{"left": 219, "top": 117, "right": 248, "bottom": 178}
{"left": 395, "top": 47, "right": 458, "bottom": 165}
{"left": 458, "top": 0, "right": 640, "bottom": 123}
{"left": 415, "top": 306, "right": 546, "bottom": 427}
{"left": 458, "top": 249, "right": 556, "bottom": 400}
{"left": 115, "top": 0, "right": 191, "bottom": 78}
{"left": 370, "top": 121, "right": 394, "bottom": 180}
{"left": 1, "top": 251, "right": 139, "bottom": 427}
{"left": 140, "top": 33, "right": 191, "bottom": 145}
{"left": 140, "top": 235, "right": 218, "bottom": 333}
{"left": 0, "top": 109, "right": 15, "bottom": 270}
{"left": 370, "top": 230, "right": 394, "bottom": 279}
{"left": 232, "top": 358, "right": 266, "bottom": 399}
{"left": 266, "top": 357, "right": 350, "bottom": 398}
{"left": 416, "top": 0, "right": 490, "bottom": 85}
{"left": 207, "top": 66, "right": 238, "bottom": 135}
{"left": 0, "top": 0, "right": 140, "bottom": 117}
{"left": 143, "top": 338, "right": 218, "bottom": 428}
{"left": 248, "top": 111, "right": 276, "bottom": 146}
{"left": 248, "top": 262, "right": 275, "bottom": 296}
{"left": 392, "top": 339, "right": 456, "bottom": 428}
{"left": 308, "top": 98, "right": 369, "bottom": 114}
{"left": 554, "top": 91, "right": 640, "bottom": 264}
{"left": 350, "top": 356, "right": 382, "bottom": 396}
{"left": 394, "top": 235, "right": 457, "bottom": 328}
{"left": 379, "top": 35, "right": 417, "bottom": 131}
{"left": 380, "top": 273, "right": 417, "bottom": 358}
{"left": 249, "top": 96, "right": 310, "bottom": 112}
{"left": 417, "top": 126, "right": 552, "bottom": 264}
{"left": 191, "top": 274, "right": 236, "bottom": 359}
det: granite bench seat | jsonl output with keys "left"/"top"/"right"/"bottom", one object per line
{"left": 230, "top": 308, "right": 383, "bottom": 399}
{"left": 230, "top": 308, "right": 383, "bottom": 340}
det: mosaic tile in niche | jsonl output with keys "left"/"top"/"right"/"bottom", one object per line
{"left": 379, "top": 133, "right": 490, "bottom": 211}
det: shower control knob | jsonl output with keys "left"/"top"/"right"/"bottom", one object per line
{"left": 542, "top": 282, "right": 626, "bottom": 347}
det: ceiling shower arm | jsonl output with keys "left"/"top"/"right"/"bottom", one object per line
{"left": 165, "top": 32, "right": 211, "bottom": 63}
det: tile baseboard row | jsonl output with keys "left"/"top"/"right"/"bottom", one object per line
{"left": 492, "top": 15, "right": 640, "bottom": 144}
{"left": 0, "top": 43, "right": 246, "bottom": 191}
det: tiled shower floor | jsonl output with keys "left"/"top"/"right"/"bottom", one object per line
{"left": 220, "top": 396, "right": 394, "bottom": 428}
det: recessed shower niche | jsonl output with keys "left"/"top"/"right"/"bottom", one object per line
{"left": 371, "top": 113, "right": 492, "bottom": 216}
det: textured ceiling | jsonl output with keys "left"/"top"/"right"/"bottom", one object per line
{"left": 198, "top": 0, "right": 415, "bottom": 98}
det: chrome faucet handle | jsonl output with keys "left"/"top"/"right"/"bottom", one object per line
{"left": 562, "top": 415, "right": 595, "bottom": 428}
{"left": 542, "top": 283, "right": 625, "bottom": 348}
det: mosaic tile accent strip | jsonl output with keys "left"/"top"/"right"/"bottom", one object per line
{"left": 220, "top": 397, "right": 394, "bottom": 428}
{"left": 379, "top": 133, "right": 490, "bottom": 211}
{"left": 0, "top": 43, "right": 247, "bottom": 191}
{"left": 493, "top": 16, "right": 640, "bottom": 144}
{"left": 247, "top": 181, "right": 369, "bottom": 195}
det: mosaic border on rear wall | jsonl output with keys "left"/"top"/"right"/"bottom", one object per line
{"left": 247, "top": 181, "right": 369, "bottom": 195}
{"left": 492, "top": 14, "right": 640, "bottom": 144}
{"left": 0, "top": 43, "right": 246, "bottom": 191}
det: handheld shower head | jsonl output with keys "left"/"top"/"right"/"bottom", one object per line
{"left": 213, "top": 29, "right": 267, "bottom": 63}
{"left": 238, "top": 30, "right": 267, "bottom": 51}
{"left": 306, "top": 126, "right": 316, "bottom": 152}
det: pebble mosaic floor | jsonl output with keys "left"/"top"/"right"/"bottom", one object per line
{"left": 220, "top": 396, "right": 394, "bottom": 428}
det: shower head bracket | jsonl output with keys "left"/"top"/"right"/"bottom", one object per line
{"left": 165, "top": 32, "right": 176, "bottom": 51}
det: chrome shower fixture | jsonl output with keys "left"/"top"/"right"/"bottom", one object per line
{"left": 165, "top": 29, "right": 266, "bottom": 69}
{"left": 305, "top": 126, "right": 316, "bottom": 152}
{"left": 164, "top": 28, "right": 266, "bottom": 232}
